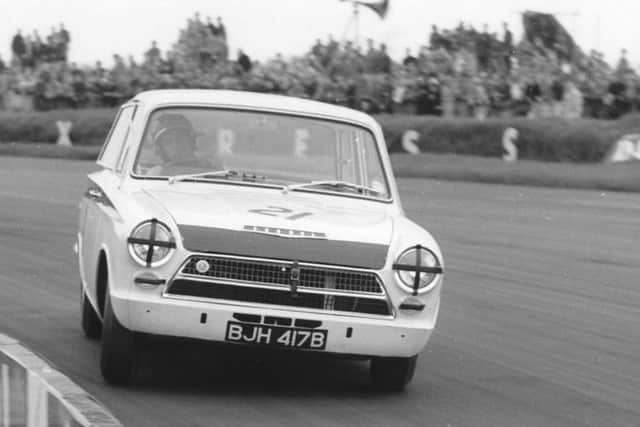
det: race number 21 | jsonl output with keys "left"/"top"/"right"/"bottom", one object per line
{"left": 248, "top": 206, "right": 313, "bottom": 221}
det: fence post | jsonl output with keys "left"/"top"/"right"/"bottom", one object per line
{"left": 1, "top": 364, "right": 8, "bottom": 427}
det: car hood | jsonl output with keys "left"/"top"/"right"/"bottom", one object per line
{"left": 142, "top": 185, "right": 393, "bottom": 269}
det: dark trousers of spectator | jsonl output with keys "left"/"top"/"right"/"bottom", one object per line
{"left": 583, "top": 98, "right": 603, "bottom": 119}
{"left": 504, "top": 55, "right": 512, "bottom": 71}
{"left": 416, "top": 97, "right": 442, "bottom": 115}
{"left": 510, "top": 100, "right": 530, "bottom": 117}
{"left": 612, "top": 100, "right": 632, "bottom": 118}
{"left": 478, "top": 54, "right": 490, "bottom": 72}
{"left": 599, "top": 100, "right": 631, "bottom": 120}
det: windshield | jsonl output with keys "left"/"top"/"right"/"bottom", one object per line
{"left": 133, "top": 107, "right": 390, "bottom": 199}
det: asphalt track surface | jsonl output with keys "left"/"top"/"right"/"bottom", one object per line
{"left": 0, "top": 156, "right": 638, "bottom": 427}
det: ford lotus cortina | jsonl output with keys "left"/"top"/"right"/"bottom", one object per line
{"left": 77, "top": 90, "right": 443, "bottom": 390}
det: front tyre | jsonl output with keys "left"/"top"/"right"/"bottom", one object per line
{"left": 81, "top": 284, "right": 102, "bottom": 340}
{"left": 370, "top": 355, "right": 418, "bottom": 391}
{"left": 100, "top": 287, "right": 138, "bottom": 385}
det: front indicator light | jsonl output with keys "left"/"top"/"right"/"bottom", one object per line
{"left": 393, "top": 245, "right": 443, "bottom": 295}
{"left": 399, "top": 297, "right": 426, "bottom": 311}
{"left": 134, "top": 273, "right": 166, "bottom": 288}
{"left": 127, "top": 219, "right": 176, "bottom": 267}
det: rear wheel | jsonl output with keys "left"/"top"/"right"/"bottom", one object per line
{"left": 370, "top": 355, "right": 418, "bottom": 391}
{"left": 100, "top": 278, "right": 138, "bottom": 385}
{"left": 81, "top": 283, "right": 102, "bottom": 340}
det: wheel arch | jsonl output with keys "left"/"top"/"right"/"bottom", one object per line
{"left": 96, "top": 249, "right": 109, "bottom": 317}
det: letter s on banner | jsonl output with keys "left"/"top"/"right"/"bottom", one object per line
{"left": 503, "top": 127, "right": 518, "bottom": 162}
{"left": 401, "top": 130, "right": 421, "bottom": 155}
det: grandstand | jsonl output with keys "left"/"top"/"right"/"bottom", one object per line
{"left": 0, "top": 11, "right": 637, "bottom": 119}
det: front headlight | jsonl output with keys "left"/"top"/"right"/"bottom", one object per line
{"left": 393, "top": 245, "right": 443, "bottom": 294}
{"left": 127, "top": 219, "right": 176, "bottom": 267}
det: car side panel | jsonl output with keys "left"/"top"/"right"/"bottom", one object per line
{"left": 80, "top": 170, "right": 124, "bottom": 314}
{"left": 79, "top": 178, "right": 103, "bottom": 310}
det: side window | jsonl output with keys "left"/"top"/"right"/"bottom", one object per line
{"left": 98, "top": 106, "right": 134, "bottom": 170}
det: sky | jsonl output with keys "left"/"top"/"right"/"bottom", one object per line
{"left": 1, "top": 0, "right": 638, "bottom": 70}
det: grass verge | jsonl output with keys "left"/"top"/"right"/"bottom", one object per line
{"left": 2, "top": 108, "right": 640, "bottom": 162}
{"left": 1, "top": 143, "right": 638, "bottom": 193}
{"left": 379, "top": 113, "right": 640, "bottom": 162}
{"left": 0, "top": 142, "right": 101, "bottom": 160}
{"left": 391, "top": 153, "right": 640, "bottom": 193}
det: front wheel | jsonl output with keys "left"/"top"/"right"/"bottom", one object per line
{"left": 369, "top": 355, "right": 418, "bottom": 391}
{"left": 100, "top": 287, "right": 138, "bottom": 385}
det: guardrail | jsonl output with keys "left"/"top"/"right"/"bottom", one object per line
{"left": 0, "top": 333, "right": 122, "bottom": 427}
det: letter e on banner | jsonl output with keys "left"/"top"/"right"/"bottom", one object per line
{"left": 218, "top": 129, "right": 235, "bottom": 155}
{"left": 294, "top": 129, "right": 309, "bottom": 158}
{"left": 503, "top": 127, "right": 518, "bottom": 162}
{"left": 401, "top": 130, "right": 421, "bottom": 154}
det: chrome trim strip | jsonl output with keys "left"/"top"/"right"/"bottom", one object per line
{"left": 161, "top": 293, "right": 395, "bottom": 320}
{"left": 242, "top": 225, "right": 328, "bottom": 240}
{"left": 178, "top": 251, "right": 386, "bottom": 279}
{"left": 175, "top": 273, "right": 389, "bottom": 299}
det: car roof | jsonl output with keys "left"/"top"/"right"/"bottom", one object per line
{"left": 131, "top": 89, "right": 379, "bottom": 128}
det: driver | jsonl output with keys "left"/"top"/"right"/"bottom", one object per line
{"left": 147, "top": 113, "right": 221, "bottom": 175}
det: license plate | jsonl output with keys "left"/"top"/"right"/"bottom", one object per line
{"left": 225, "top": 321, "right": 327, "bottom": 350}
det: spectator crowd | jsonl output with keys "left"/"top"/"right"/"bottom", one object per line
{"left": 0, "top": 12, "right": 638, "bottom": 120}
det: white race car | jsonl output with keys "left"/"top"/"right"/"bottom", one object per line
{"left": 77, "top": 90, "right": 444, "bottom": 390}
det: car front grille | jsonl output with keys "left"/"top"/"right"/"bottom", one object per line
{"left": 181, "top": 255, "right": 384, "bottom": 294}
{"left": 165, "top": 254, "right": 391, "bottom": 316}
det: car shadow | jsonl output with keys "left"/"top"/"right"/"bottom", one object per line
{"left": 130, "top": 336, "right": 390, "bottom": 397}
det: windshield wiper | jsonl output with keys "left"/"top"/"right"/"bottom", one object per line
{"left": 168, "top": 169, "right": 238, "bottom": 185}
{"left": 283, "top": 180, "right": 382, "bottom": 196}
{"left": 168, "top": 169, "right": 268, "bottom": 185}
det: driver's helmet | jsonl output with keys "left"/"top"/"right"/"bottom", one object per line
{"left": 152, "top": 113, "right": 197, "bottom": 161}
